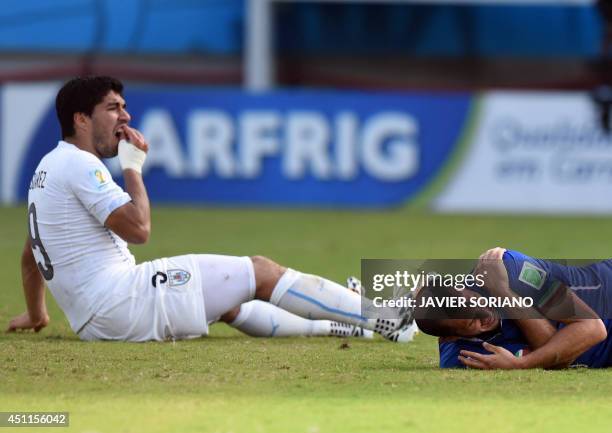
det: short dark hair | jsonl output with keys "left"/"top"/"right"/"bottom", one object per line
{"left": 414, "top": 318, "right": 457, "bottom": 337}
{"left": 55, "top": 76, "right": 124, "bottom": 139}
{"left": 414, "top": 282, "right": 469, "bottom": 337}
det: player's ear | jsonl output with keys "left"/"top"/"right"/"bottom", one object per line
{"left": 479, "top": 317, "right": 497, "bottom": 332}
{"left": 73, "top": 112, "right": 89, "bottom": 133}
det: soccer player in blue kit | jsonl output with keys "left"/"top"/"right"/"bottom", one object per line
{"left": 415, "top": 248, "right": 611, "bottom": 369}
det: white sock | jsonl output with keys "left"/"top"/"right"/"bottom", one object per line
{"left": 269, "top": 269, "right": 401, "bottom": 331}
{"left": 229, "top": 300, "right": 332, "bottom": 337}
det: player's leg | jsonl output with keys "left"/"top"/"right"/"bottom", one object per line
{"left": 220, "top": 300, "right": 373, "bottom": 338}
{"left": 196, "top": 255, "right": 257, "bottom": 323}
{"left": 250, "top": 256, "right": 412, "bottom": 336}
{"left": 194, "top": 254, "right": 411, "bottom": 339}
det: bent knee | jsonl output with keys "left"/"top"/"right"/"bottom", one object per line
{"left": 250, "top": 256, "right": 285, "bottom": 276}
{"left": 250, "top": 255, "right": 286, "bottom": 299}
{"left": 220, "top": 306, "right": 242, "bottom": 324}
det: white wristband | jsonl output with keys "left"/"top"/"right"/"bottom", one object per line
{"left": 118, "top": 139, "right": 147, "bottom": 174}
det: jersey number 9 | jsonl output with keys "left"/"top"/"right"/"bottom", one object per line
{"left": 28, "top": 203, "right": 54, "bottom": 281}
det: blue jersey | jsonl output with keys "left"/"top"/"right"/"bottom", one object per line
{"left": 440, "top": 250, "right": 612, "bottom": 368}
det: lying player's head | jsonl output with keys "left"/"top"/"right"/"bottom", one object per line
{"left": 56, "top": 76, "right": 128, "bottom": 157}
{"left": 414, "top": 282, "right": 499, "bottom": 337}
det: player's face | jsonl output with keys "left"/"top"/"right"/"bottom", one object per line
{"left": 444, "top": 290, "right": 500, "bottom": 337}
{"left": 90, "top": 91, "right": 131, "bottom": 158}
{"left": 444, "top": 316, "right": 499, "bottom": 337}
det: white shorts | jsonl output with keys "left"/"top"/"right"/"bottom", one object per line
{"left": 78, "top": 254, "right": 256, "bottom": 342}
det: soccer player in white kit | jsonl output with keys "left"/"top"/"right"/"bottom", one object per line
{"left": 7, "top": 76, "right": 413, "bottom": 342}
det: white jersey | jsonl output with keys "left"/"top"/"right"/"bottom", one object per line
{"left": 27, "top": 141, "right": 134, "bottom": 332}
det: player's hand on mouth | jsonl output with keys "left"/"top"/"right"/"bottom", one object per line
{"left": 118, "top": 125, "right": 149, "bottom": 153}
{"left": 115, "top": 127, "right": 126, "bottom": 142}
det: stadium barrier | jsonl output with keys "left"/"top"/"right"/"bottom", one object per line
{"left": 1, "top": 83, "right": 610, "bottom": 213}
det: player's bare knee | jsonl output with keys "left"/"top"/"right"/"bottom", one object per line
{"left": 250, "top": 255, "right": 286, "bottom": 301}
{"left": 219, "top": 307, "right": 242, "bottom": 324}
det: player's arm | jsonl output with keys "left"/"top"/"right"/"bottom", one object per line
{"left": 7, "top": 237, "right": 49, "bottom": 332}
{"left": 105, "top": 170, "right": 150, "bottom": 244}
{"left": 460, "top": 310, "right": 607, "bottom": 370}
{"left": 465, "top": 248, "right": 607, "bottom": 369}
{"left": 510, "top": 318, "right": 557, "bottom": 350}
{"left": 515, "top": 310, "right": 606, "bottom": 369}
{"left": 512, "top": 291, "right": 606, "bottom": 369}
{"left": 474, "top": 247, "right": 557, "bottom": 349}
{"left": 104, "top": 126, "right": 151, "bottom": 244}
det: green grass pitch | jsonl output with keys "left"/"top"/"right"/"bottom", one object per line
{"left": 2, "top": 205, "right": 612, "bottom": 433}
